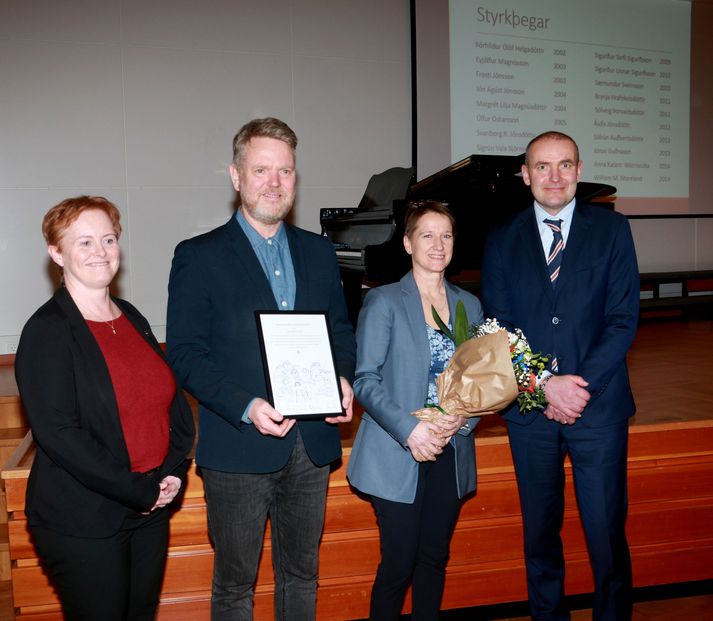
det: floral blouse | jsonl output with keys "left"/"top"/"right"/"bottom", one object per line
{"left": 426, "top": 323, "right": 456, "bottom": 405}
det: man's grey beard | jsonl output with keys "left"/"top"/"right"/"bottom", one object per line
{"left": 242, "top": 201, "right": 294, "bottom": 225}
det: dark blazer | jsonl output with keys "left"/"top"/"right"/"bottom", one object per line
{"left": 347, "top": 271, "right": 482, "bottom": 503}
{"left": 480, "top": 202, "right": 640, "bottom": 426}
{"left": 166, "top": 216, "right": 356, "bottom": 473}
{"left": 14, "top": 287, "right": 195, "bottom": 538}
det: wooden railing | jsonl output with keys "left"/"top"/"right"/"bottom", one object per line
{"left": 0, "top": 364, "right": 27, "bottom": 586}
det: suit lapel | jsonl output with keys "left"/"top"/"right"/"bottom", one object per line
{"left": 401, "top": 272, "right": 432, "bottom": 389}
{"left": 225, "top": 216, "right": 278, "bottom": 310}
{"left": 557, "top": 202, "right": 591, "bottom": 293}
{"left": 114, "top": 298, "right": 162, "bottom": 358}
{"left": 519, "top": 208, "right": 554, "bottom": 303}
{"left": 285, "top": 225, "right": 309, "bottom": 311}
{"left": 445, "top": 281, "right": 465, "bottom": 324}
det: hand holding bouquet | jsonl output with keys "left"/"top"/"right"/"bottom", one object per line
{"left": 412, "top": 303, "right": 549, "bottom": 422}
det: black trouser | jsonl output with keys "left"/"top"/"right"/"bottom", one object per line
{"left": 31, "top": 508, "right": 170, "bottom": 621}
{"left": 369, "top": 443, "right": 462, "bottom": 621}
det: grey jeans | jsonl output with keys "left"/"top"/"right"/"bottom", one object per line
{"left": 202, "top": 430, "right": 330, "bottom": 621}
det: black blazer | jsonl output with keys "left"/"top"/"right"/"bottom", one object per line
{"left": 15, "top": 287, "right": 195, "bottom": 537}
{"left": 166, "top": 216, "right": 356, "bottom": 473}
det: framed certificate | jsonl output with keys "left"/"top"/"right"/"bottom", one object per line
{"left": 255, "top": 311, "right": 344, "bottom": 418}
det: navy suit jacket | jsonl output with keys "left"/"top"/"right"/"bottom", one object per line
{"left": 15, "top": 287, "right": 195, "bottom": 537}
{"left": 480, "top": 202, "right": 639, "bottom": 427}
{"left": 347, "top": 271, "right": 483, "bottom": 503}
{"left": 166, "top": 216, "right": 356, "bottom": 473}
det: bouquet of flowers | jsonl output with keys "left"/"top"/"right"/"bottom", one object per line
{"left": 472, "top": 318, "right": 550, "bottom": 413}
{"left": 411, "top": 302, "right": 549, "bottom": 422}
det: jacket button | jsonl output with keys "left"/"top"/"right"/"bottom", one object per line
{"left": 552, "top": 316, "right": 560, "bottom": 325}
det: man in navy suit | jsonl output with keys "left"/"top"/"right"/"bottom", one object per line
{"left": 166, "top": 118, "right": 356, "bottom": 620}
{"left": 481, "top": 131, "right": 639, "bottom": 621}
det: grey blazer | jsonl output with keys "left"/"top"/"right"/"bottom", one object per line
{"left": 347, "top": 271, "right": 484, "bottom": 503}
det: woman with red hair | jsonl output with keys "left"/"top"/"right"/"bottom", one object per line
{"left": 15, "top": 196, "right": 195, "bottom": 621}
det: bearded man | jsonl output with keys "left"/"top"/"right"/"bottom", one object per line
{"left": 167, "top": 117, "right": 356, "bottom": 620}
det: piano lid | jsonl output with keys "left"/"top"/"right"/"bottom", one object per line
{"left": 410, "top": 153, "right": 615, "bottom": 206}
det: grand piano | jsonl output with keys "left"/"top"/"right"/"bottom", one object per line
{"left": 320, "top": 154, "right": 616, "bottom": 324}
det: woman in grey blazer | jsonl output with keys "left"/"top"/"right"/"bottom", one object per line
{"left": 347, "top": 201, "right": 483, "bottom": 620}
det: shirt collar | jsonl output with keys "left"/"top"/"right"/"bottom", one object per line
{"left": 236, "top": 208, "right": 288, "bottom": 248}
{"left": 533, "top": 199, "right": 576, "bottom": 225}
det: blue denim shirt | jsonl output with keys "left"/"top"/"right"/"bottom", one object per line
{"left": 236, "top": 209, "right": 296, "bottom": 311}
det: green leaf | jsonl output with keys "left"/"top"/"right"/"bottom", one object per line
{"left": 454, "top": 300, "right": 469, "bottom": 346}
{"left": 431, "top": 305, "right": 454, "bottom": 342}
{"left": 424, "top": 402, "right": 448, "bottom": 416}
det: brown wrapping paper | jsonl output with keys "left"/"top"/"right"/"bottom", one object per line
{"left": 412, "top": 331, "right": 518, "bottom": 422}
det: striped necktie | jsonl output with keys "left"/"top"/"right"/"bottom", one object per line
{"left": 544, "top": 218, "right": 564, "bottom": 287}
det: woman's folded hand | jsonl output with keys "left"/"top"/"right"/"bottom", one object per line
{"left": 407, "top": 421, "right": 446, "bottom": 462}
{"left": 150, "top": 475, "right": 183, "bottom": 511}
{"left": 432, "top": 413, "right": 466, "bottom": 443}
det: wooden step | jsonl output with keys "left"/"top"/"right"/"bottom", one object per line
{"left": 0, "top": 365, "right": 26, "bottom": 432}
{"left": 8, "top": 475, "right": 713, "bottom": 609}
{"left": 0, "top": 522, "right": 9, "bottom": 583}
{"left": 0, "top": 398, "right": 25, "bottom": 432}
{"left": 12, "top": 543, "right": 713, "bottom": 621}
{"left": 0, "top": 428, "right": 29, "bottom": 474}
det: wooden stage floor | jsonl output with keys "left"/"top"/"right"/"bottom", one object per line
{"left": 626, "top": 319, "right": 713, "bottom": 426}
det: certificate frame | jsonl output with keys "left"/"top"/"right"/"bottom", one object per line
{"left": 255, "top": 311, "right": 344, "bottom": 418}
